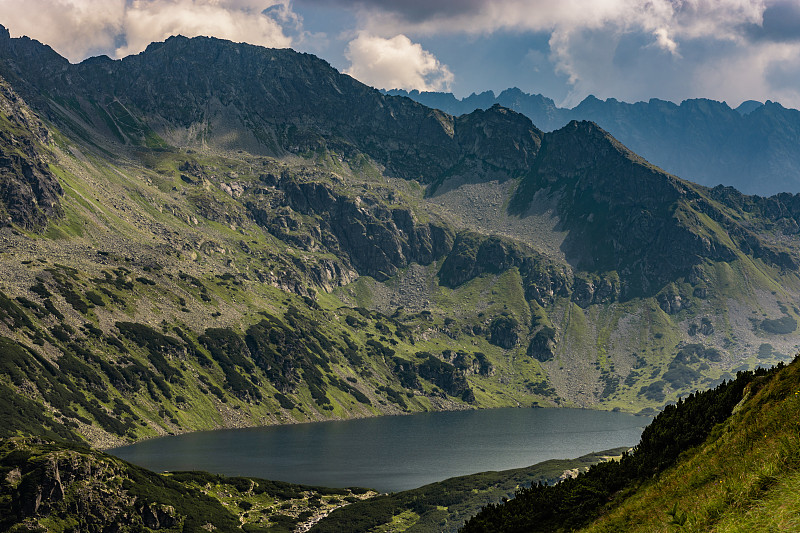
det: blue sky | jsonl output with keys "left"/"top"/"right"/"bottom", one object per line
{"left": 2, "top": 1, "right": 800, "bottom": 108}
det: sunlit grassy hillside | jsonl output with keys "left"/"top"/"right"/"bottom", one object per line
{"left": 581, "top": 355, "right": 800, "bottom": 532}
{"left": 462, "top": 355, "right": 800, "bottom": 532}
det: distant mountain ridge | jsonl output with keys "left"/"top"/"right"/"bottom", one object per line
{"left": 387, "top": 88, "right": 800, "bottom": 196}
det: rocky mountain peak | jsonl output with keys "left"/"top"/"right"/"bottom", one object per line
{"left": 530, "top": 120, "right": 675, "bottom": 194}
{"left": 508, "top": 119, "right": 789, "bottom": 296}
{"left": 453, "top": 104, "right": 542, "bottom": 171}
{"left": 0, "top": 32, "right": 545, "bottom": 187}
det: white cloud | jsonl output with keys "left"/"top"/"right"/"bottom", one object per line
{"left": 0, "top": 0, "right": 126, "bottom": 61}
{"left": 352, "top": 0, "right": 766, "bottom": 39}
{"left": 344, "top": 33, "right": 453, "bottom": 91}
{"left": 116, "top": 0, "right": 292, "bottom": 57}
{"left": 652, "top": 28, "right": 679, "bottom": 56}
{"left": 344, "top": 0, "right": 800, "bottom": 107}
{"left": 0, "top": 0, "right": 295, "bottom": 62}
{"left": 694, "top": 40, "right": 800, "bottom": 106}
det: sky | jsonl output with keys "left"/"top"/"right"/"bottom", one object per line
{"left": 1, "top": 1, "right": 800, "bottom": 109}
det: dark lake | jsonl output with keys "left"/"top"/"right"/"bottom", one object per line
{"left": 110, "top": 408, "right": 647, "bottom": 492}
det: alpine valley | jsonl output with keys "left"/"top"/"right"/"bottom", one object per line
{"left": 2, "top": 24, "right": 800, "bottom": 532}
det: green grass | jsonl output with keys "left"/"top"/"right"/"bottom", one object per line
{"left": 578, "top": 357, "right": 800, "bottom": 532}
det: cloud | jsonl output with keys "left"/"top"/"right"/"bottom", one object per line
{"left": 0, "top": 0, "right": 126, "bottom": 61}
{"left": 331, "top": 0, "right": 765, "bottom": 39}
{"left": 321, "top": 0, "right": 800, "bottom": 108}
{"left": 693, "top": 39, "right": 800, "bottom": 107}
{"left": 344, "top": 33, "right": 453, "bottom": 91}
{"left": 0, "top": 0, "right": 295, "bottom": 62}
{"left": 745, "top": 1, "right": 800, "bottom": 43}
{"left": 652, "top": 28, "right": 679, "bottom": 56}
{"left": 116, "top": 0, "right": 292, "bottom": 57}
{"left": 295, "top": 0, "right": 488, "bottom": 25}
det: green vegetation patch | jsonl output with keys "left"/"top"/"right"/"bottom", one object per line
{"left": 463, "top": 362, "right": 782, "bottom": 532}
{"left": 760, "top": 315, "right": 797, "bottom": 335}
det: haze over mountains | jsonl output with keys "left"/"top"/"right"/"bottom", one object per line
{"left": 2, "top": 23, "right": 800, "bottom": 531}
{"left": 388, "top": 88, "right": 800, "bottom": 196}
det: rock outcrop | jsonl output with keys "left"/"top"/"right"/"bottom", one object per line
{"left": 439, "top": 232, "right": 570, "bottom": 306}
{"left": 527, "top": 327, "right": 557, "bottom": 362}
{"left": 489, "top": 316, "right": 520, "bottom": 349}
{"left": 247, "top": 173, "right": 454, "bottom": 283}
{"left": 0, "top": 75, "right": 61, "bottom": 229}
{"left": 572, "top": 274, "right": 621, "bottom": 308}
{"left": 394, "top": 352, "right": 474, "bottom": 402}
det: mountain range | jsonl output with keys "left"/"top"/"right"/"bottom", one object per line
{"left": 1, "top": 23, "right": 800, "bottom": 530}
{"left": 1, "top": 23, "right": 800, "bottom": 438}
{"left": 388, "top": 88, "right": 800, "bottom": 196}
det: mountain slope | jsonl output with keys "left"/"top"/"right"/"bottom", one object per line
{"left": 0, "top": 436, "right": 373, "bottom": 532}
{"left": 462, "top": 355, "right": 800, "bottom": 532}
{"left": 0, "top": 27, "right": 541, "bottom": 185}
{"left": 389, "top": 88, "right": 800, "bottom": 195}
{"left": 0, "top": 27, "right": 799, "bottom": 452}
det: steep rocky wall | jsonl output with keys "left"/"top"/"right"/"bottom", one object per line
{"left": 0, "top": 75, "right": 61, "bottom": 229}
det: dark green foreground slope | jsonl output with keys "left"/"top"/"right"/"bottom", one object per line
{"left": 309, "top": 449, "right": 627, "bottom": 533}
{"left": 0, "top": 437, "right": 374, "bottom": 532}
{"left": 462, "top": 356, "right": 800, "bottom": 532}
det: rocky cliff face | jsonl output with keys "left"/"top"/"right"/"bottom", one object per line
{"left": 0, "top": 74, "right": 61, "bottom": 229}
{"left": 278, "top": 177, "right": 453, "bottom": 280}
{"left": 240, "top": 169, "right": 454, "bottom": 285}
{"left": 438, "top": 232, "right": 570, "bottom": 306}
{"left": 0, "top": 27, "right": 541, "bottom": 186}
{"left": 512, "top": 120, "right": 795, "bottom": 297}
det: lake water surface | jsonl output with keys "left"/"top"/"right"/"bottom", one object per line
{"left": 110, "top": 408, "right": 646, "bottom": 492}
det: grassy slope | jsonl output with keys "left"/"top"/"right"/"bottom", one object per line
{"left": 579, "top": 356, "right": 800, "bottom": 532}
